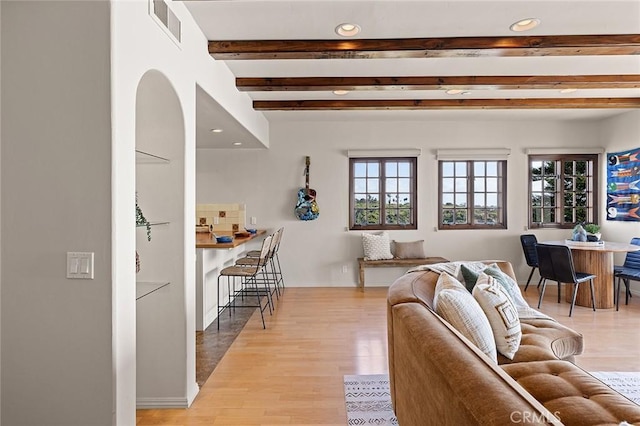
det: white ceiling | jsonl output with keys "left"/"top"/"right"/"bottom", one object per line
{"left": 187, "top": 0, "right": 640, "bottom": 148}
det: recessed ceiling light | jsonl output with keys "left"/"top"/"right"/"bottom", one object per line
{"left": 210, "top": 128, "right": 223, "bottom": 133}
{"left": 510, "top": 18, "right": 540, "bottom": 32}
{"left": 560, "top": 88, "right": 578, "bottom": 94}
{"left": 335, "top": 23, "right": 361, "bottom": 37}
{"left": 445, "top": 89, "right": 470, "bottom": 95}
{"left": 333, "top": 90, "right": 349, "bottom": 95}
{"left": 232, "top": 142, "right": 243, "bottom": 146}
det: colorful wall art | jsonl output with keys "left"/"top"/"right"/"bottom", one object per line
{"left": 607, "top": 148, "right": 640, "bottom": 221}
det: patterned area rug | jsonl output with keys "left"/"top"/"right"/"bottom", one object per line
{"left": 343, "top": 374, "right": 397, "bottom": 426}
{"left": 344, "top": 372, "right": 640, "bottom": 425}
{"left": 591, "top": 371, "right": 640, "bottom": 405}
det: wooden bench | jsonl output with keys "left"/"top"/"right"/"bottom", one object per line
{"left": 357, "top": 256, "right": 449, "bottom": 290}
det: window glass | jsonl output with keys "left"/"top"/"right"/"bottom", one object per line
{"left": 349, "top": 157, "right": 417, "bottom": 230}
{"left": 438, "top": 160, "right": 507, "bottom": 229}
{"left": 528, "top": 154, "right": 598, "bottom": 228}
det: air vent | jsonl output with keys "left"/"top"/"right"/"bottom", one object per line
{"left": 150, "top": 0, "right": 181, "bottom": 45}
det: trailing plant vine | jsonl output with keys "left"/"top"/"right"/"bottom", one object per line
{"left": 135, "top": 193, "right": 152, "bottom": 241}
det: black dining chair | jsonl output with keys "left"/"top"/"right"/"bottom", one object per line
{"left": 520, "top": 234, "right": 543, "bottom": 291}
{"left": 614, "top": 237, "right": 640, "bottom": 311}
{"left": 535, "top": 243, "right": 597, "bottom": 317}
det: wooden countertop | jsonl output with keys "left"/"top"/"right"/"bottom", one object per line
{"left": 196, "top": 229, "right": 267, "bottom": 249}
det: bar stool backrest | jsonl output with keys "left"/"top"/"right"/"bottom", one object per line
{"left": 273, "top": 227, "right": 284, "bottom": 252}
{"left": 257, "top": 235, "right": 273, "bottom": 265}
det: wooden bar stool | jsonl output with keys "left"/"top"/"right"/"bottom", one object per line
{"left": 217, "top": 235, "right": 273, "bottom": 329}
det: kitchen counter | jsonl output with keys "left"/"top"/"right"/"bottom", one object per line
{"left": 195, "top": 229, "right": 266, "bottom": 249}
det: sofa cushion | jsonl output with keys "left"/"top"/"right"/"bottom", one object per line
{"left": 434, "top": 273, "right": 497, "bottom": 362}
{"left": 498, "top": 318, "right": 584, "bottom": 365}
{"left": 473, "top": 273, "right": 522, "bottom": 360}
{"left": 502, "top": 360, "right": 640, "bottom": 426}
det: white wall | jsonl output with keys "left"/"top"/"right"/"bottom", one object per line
{"left": 196, "top": 118, "right": 632, "bottom": 287}
{"left": 0, "top": 0, "right": 267, "bottom": 423}
{"left": 1, "top": 2, "right": 113, "bottom": 424}
{"left": 110, "top": 0, "right": 268, "bottom": 422}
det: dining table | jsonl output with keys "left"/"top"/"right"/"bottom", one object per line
{"left": 540, "top": 240, "right": 640, "bottom": 309}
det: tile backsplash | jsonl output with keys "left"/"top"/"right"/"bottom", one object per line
{"left": 196, "top": 203, "right": 246, "bottom": 232}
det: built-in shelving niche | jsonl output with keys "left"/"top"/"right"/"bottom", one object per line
{"left": 134, "top": 70, "right": 195, "bottom": 409}
{"left": 135, "top": 148, "right": 171, "bottom": 298}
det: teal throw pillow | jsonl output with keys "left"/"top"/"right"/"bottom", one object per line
{"left": 460, "top": 264, "right": 482, "bottom": 293}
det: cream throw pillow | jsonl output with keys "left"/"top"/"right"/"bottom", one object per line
{"left": 434, "top": 273, "right": 497, "bottom": 363}
{"left": 362, "top": 232, "right": 393, "bottom": 261}
{"left": 472, "top": 273, "right": 522, "bottom": 360}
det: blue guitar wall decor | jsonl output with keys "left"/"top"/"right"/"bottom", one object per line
{"left": 295, "top": 156, "right": 320, "bottom": 221}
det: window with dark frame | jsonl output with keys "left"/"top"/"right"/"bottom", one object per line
{"left": 438, "top": 160, "right": 507, "bottom": 229}
{"left": 349, "top": 157, "right": 417, "bottom": 230}
{"left": 528, "top": 154, "right": 599, "bottom": 229}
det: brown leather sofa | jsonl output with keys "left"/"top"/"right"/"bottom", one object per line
{"left": 387, "top": 260, "right": 640, "bottom": 426}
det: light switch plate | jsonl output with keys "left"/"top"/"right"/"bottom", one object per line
{"left": 67, "top": 252, "right": 94, "bottom": 279}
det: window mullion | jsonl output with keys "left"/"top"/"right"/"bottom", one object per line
{"left": 555, "top": 160, "right": 562, "bottom": 225}
{"left": 468, "top": 161, "right": 474, "bottom": 223}
{"left": 379, "top": 159, "right": 386, "bottom": 226}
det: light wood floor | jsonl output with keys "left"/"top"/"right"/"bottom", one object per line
{"left": 136, "top": 283, "right": 640, "bottom": 425}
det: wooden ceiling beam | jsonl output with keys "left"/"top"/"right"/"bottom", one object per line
{"left": 253, "top": 97, "right": 640, "bottom": 111}
{"left": 210, "top": 34, "right": 640, "bottom": 60}
{"left": 236, "top": 75, "right": 640, "bottom": 91}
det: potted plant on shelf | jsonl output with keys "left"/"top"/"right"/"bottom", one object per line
{"left": 135, "top": 194, "right": 151, "bottom": 273}
{"left": 584, "top": 223, "right": 601, "bottom": 241}
{"left": 136, "top": 194, "right": 152, "bottom": 241}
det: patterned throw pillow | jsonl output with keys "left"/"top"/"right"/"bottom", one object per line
{"left": 460, "top": 263, "right": 529, "bottom": 309}
{"left": 483, "top": 264, "right": 530, "bottom": 309}
{"left": 472, "top": 273, "right": 522, "bottom": 360}
{"left": 434, "top": 273, "right": 497, "bottom": 363}
{"left": 392, "top": 240, "right": 426, "bottom": 259}
{"left": 362, "top": 232, "right": 393, "bottom": 261}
